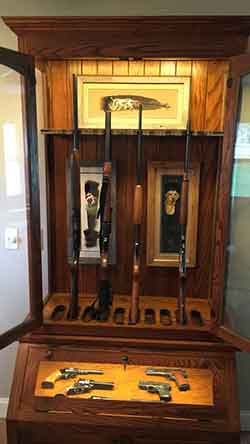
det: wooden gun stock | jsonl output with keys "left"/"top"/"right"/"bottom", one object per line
{"left": 130, "top": 185, "right": 143, "bottom": 324}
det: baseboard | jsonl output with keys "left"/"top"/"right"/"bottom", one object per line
{"left": 241, "top": 410, "right": 250, "bottom": 431}
{"left": 0, "top": 398, "right": 8, "bottom": 419}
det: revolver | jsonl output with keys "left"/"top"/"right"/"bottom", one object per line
{"left": 41, "top": 368, "right": 104, "bottom": 389}
{"left": 145, "top": 368, "right": 190, "bottom": 391}
{"left": 138, "top": 380, "right": 171, "bottom": 401}
{"left": 66, "top": 379, "right": 114, "bottom": 396}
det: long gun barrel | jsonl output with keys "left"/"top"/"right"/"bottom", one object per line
{"left": 177, "top": 120, "right": 191, "bottom": 325}
{"left": 66, "top": 379, "right": 114, "bottom": 396}
{"left": 41, "top": 368, "right": 104, "bottom": 389}
{"left": 96, "top": 110, "right": 113, "bottom": 320}
{"left": 130, "top": 104, "right": 143, "bottom": 324}
{"left": 138, "top": 380, "right": 171, "bottom": 401}
{"left": 145, "top": 368, "right": 190, "bottom": 391}
{"left": 68, "top": 74, "right": 81, "bottom": 320}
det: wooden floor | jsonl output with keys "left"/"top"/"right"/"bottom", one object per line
{"left": 1, "top": 419, "right": 249, "bottom": 443}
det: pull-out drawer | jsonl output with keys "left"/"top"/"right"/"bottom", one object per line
{"left": 7, "top": 343, "right": 240, "bottom": 444}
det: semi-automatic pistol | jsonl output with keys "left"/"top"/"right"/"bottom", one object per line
{"left": 145, "top": 368, "right": 190, "bottom": 391}
{"left": 66, "top": 379, "right": 114, "bottom": 396}
{"left": 138, "top": 380, "right": 171, "bottom": 401}
{"left": 41, "top": 368, "right": 104, "bottom": 389}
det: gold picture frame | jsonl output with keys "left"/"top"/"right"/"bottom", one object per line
{"left": 77, "top": 76, "right": 190, "bottom": 130}
{"left": 147, "top": 161, "right": 200, "bottom": 267}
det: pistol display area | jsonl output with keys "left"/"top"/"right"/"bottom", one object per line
{"left": 35, "top": 361, "right": 213, "bottom": 406}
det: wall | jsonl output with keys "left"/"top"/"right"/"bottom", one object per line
{"left": 0, "top": 0, "right": 250, "bottom": 15}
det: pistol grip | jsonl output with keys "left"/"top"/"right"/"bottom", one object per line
{"left": 41, "top": 372, "right": 61, "bottom": 389}
{"left": 172, "top": 371, "right": 190, "bottom": 391}
{"left": 158, "top": 386, "right": 171, "bottom": 402}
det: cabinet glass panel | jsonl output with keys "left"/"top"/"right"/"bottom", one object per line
{"left": 224, "top": 73, "right": 250, "bottom": 338}
{"left": 0, "top": 63, "right": 30, "bottom": 333}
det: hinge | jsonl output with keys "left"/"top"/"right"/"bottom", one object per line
{"left": 227, "top": 77, "right": 233, "bottom": 88}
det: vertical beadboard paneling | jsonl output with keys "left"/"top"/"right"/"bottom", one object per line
{"left": 160, "top": 61, "right": 176, "bottom": 76}
{"left": 204, "top": 61, "right": 229, "bottom": 132}
{"left": 190, "top": 61, "right": 208, "bottom": 131}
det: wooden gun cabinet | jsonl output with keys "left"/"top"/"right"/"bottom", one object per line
{"left": 1, "top": 16, "right": 250, "bottom": 444}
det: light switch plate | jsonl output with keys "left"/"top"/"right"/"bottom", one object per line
{"left": 5, "top": 227, "right": 19, "bottom": 250}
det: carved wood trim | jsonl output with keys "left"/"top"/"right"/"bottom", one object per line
{"left": 3, "top": 16, "right": 250, "bottom": 59}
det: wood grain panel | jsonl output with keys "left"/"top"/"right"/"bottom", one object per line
{"left": 67, "top": 60, "right": 82, "bottom": 128}
{"left": 82, "top": 60, "right": 97, "bottom": 75}
{"left": 191, "top": 61, "right": 208, "bottom": 131}
{"left": 50, "top": 134, "right": 219, "bottom": 299}
{"left": 129, "top": 61, "right": 144, "bottom": 76}
{"left": 113, "top": 60, "right": 129, "bottom": 75}
{"left": 144, "top": 61, "right": 160, "bottom": 76}
{"left": 176, "top": 61, "right": 192, "bottom": 76}
{"left": 204, "top": 61, "right": 229, "bottom": 132}
{"left": 97, "top": 60, "right": 113, "bottom": 75}
{"left": 160, "top": 61, "right": 176, "bottom": 76}
{"left": 47, "top": 61, "right": 70, "bottom": 128}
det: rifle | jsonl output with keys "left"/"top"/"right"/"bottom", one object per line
{"left": 176, "top": 120, "right": 191, "bottom": 325}
{"left": 129, "top": 104, "right": 143, "bottom": 324}
{"left": 95, "top": 110, "right": 113, "bottom": 320}
{"left": 83, "top": 111, "right": 113, "bottom": 322}
{"left": 67, "top": 74, "right": 81, "bottom": 320}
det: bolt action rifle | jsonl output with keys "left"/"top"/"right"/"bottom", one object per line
{"left": 129, "top": 104, "right": 143, "bottom": 324}
{"left": 67, "top": 74, "right": 81, "bottom": 320}
{"left": 176, "top": 120, "right": 191, "bottom": 325}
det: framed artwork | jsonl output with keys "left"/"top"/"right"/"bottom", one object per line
{"left": 68, "top": 161, "right": 116, "bottom": 265}
{"left": 147, "top": 161, "right": 200, "bottom": 267}
{"left": 77, "top": 75, "right": 190, "bottom": 130}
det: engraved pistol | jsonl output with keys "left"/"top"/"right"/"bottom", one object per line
{"left": 66, "top": 379, "right": 114, "bottom": 396}
{"left": 41, "top": 368, "right": 104, "bottom": 389}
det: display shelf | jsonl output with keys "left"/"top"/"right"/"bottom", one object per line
{"left": 41, "top": 128, "right": 224, "bottom": 137}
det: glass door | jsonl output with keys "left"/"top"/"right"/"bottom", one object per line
{"left": 211, "top": 53, "right": 250, "bottom": 351}
{"left": 0, "top": 47, "right": 42, "bottom": 350}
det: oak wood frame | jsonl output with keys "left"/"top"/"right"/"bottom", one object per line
{"left": 147, "top": 161, "right": 200, "bottom": 267}
{"left": 3, "top": 16, "right": 250, "bottom": 59}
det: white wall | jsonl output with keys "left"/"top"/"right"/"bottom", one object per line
{"left": 0, "top": 0, "right": 250, "bottom": 15}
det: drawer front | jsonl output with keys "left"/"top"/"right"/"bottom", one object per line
{"left": 9, "top": 343, "right": 239, "bottom": 433}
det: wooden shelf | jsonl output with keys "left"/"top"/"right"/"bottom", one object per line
{"left": 41, "top": 128, "right": 224, "bottom": 137}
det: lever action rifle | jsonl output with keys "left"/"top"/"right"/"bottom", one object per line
{"left": 176, "top": 120, "right": 191, "bottom": 325}
{"left": 67, "top": 74, "right": 81, "bottom": 320}
{"left": 129, "top": 104, "right": 143, "bottom": 324}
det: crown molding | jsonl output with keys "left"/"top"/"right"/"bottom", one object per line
{"left": 2, "top": 16, "right": 250, "bottom": 59}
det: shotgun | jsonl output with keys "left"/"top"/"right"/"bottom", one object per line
{"left": 129, "top": 104, "right": 143, "bottom": 324}
{"left": 96, "top": 110, "right": 113, "bottom": 320}
{"left": 68, "top": 74, "right": 81, "bottom": 320}
{"left": 176, "top": 120, "right": 191, "bottom": 325}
